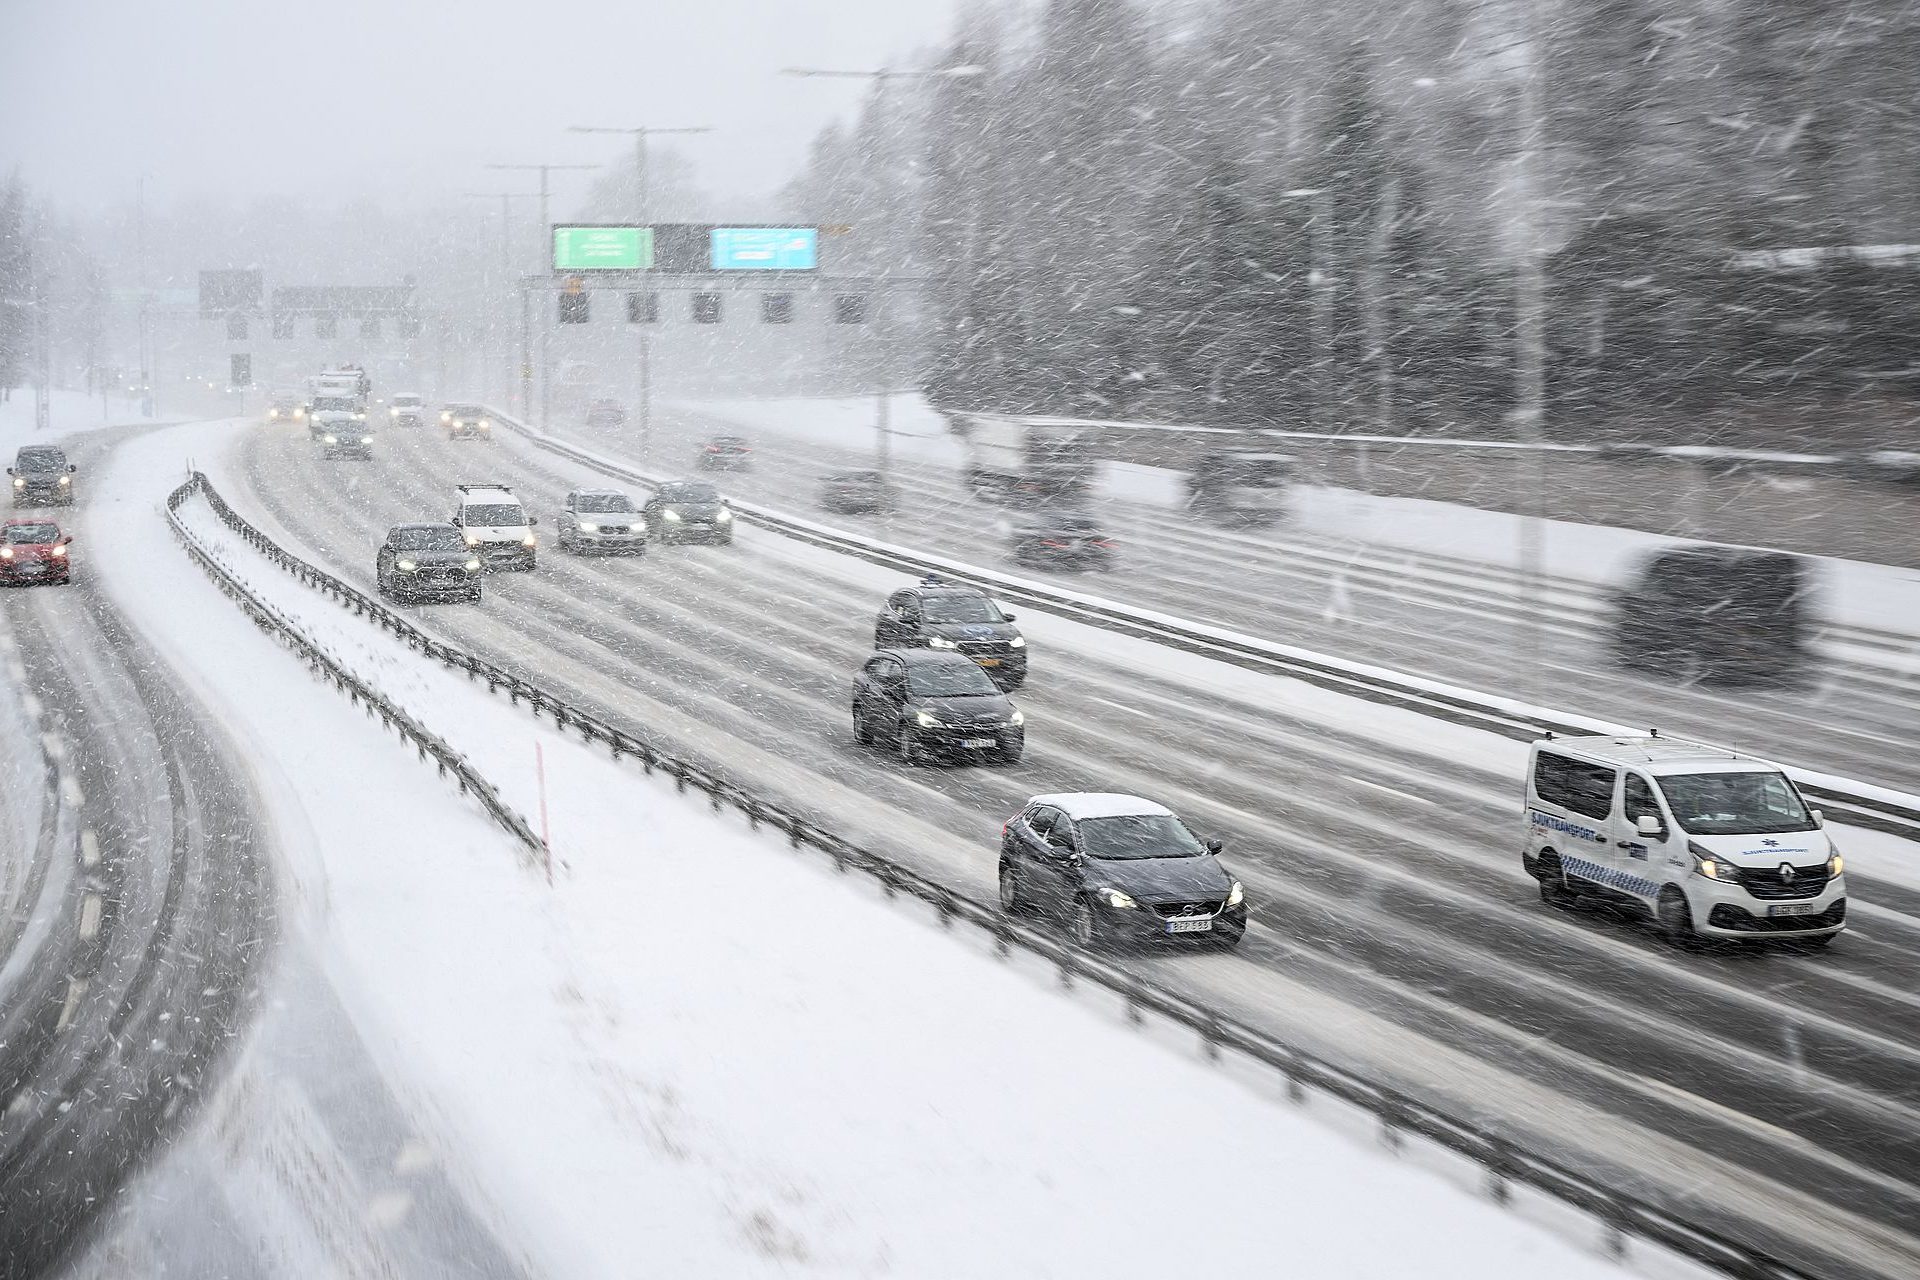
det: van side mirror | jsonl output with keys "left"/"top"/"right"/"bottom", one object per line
{"left": 1810, "top": 809, "right": 1824, "bottom": 827}
{"left": 67, "top": 464, "right": 76, "bottom": 473}
{"left": 1635, "top": 815, "right": 1662, "bottom": 837}
{"left": 1003, "top": 613, "right": 1017, "bottom": 622}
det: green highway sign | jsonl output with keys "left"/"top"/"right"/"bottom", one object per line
{"left": 552, "top": 225, "right": 655, "bottom": 271}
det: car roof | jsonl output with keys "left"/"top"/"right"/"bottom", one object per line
{"left": 876, "top": 648, "right": 984, "bottom": 668}
{"left": 1535, "top": 734, "right": 1780, "bottom": 776}
{"left": 570, "top": 487, "right": 628, "bottom": 498}
{"left": 458, "top": 486, "right": 517, "bottom": 501}
{"left": 1026, "top": 792, "right": 1174, "bottom": 820}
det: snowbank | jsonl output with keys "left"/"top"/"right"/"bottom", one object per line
{"left": 85, "top": 415, "right": 1650, "bottom": 1278}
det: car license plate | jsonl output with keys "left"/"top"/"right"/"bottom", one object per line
{"left": 1166, "top": 917, "right": 1213, "bottom": 934}
{"left": 961, "top": 737, "right": 996, "bottom": 749}
{"left": 974, "top": 657, "right": 1001, "bottom": 667}
{"left": 1769, "top": 902, "right": 1822, "bottom": 918}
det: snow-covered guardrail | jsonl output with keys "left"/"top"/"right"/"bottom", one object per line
{"left": 166, "top": 472, "right": 546, "bottom": 859}
{"left": 488, "top": 408, "right": 1920, "bottom": 843}
{"left": 196, "top": 461, "right": 1827, "bottom": 1280}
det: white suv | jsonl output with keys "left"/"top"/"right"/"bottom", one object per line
{"left": 452, "top": 484, "right": 537, "bottom": 571}
{"left": 1524, "top": 734, "right": 1846, "bottom": 947}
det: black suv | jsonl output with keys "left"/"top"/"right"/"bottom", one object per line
{"left": 10, "top": 446, "right": 76, "bottom": 507}
{"left": 376, "top": 523, "right": 483, "bottom": 603}
{"left": 999, "top": 794, "right": 1246, "bottom": 950}
{"left": 852, "top": 649, "right": 1024, "bottom": 764}
{"left": 873, "top": 576, "right": 1026, "bottom": 688}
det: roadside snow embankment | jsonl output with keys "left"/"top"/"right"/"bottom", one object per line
{"left": 97, "top": 415, "right": 1654, "bottom": 1277}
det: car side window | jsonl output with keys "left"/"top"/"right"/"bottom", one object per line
{"left": 1623, "top": 774, "right": 1666, "bottom": 836}
{"left": 1048, "top": 817, "right": 1077, "bottom": 851}
{"left": 1024, "top": 808, "right": 1053, "bottom": 842}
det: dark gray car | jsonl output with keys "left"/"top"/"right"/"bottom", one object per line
{"left": 852, "top": 649, "right": 1024, "bottom": 765}
{"left": 10, "top": 446, "right": 76, "bottom": 507}
{"left": 643, "top": 481, "right": 735, "bottom": 545}
{"left": 376, "top": 523, "right": 483, "bottom": 603}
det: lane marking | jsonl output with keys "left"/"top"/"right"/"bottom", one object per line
{"left": 1344, "top": 775, "right": 1439, "bottom": 806}
{"left": 21, "top": 692, "right": 41, "bottom": 718}
{"left": 54, "top": 977, "right": 88, "bottom": 1033}
{"left": 367, "top": 1191, "right": 414, "bottom": 1229}
{"left": 80, "top": 829, "right": 99, "bottom": 867}
{"left": 1089, "top": 696, "right": 1151, "bottom": 719}
{"left": 58, "top": 772, "right": 83, "bottom": 809}
{"left": 41, "top": 732, "right": 66, "bottom": 762}
{"left": 77, "top": 893, "right": 103, "bottom": 941}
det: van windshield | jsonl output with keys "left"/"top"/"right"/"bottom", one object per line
{"left": 1656, "top": 770, "right": 1817, "bottom": 836}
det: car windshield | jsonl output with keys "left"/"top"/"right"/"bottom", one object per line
{"left": 5, "top": 523, "right": 59, "bottom": 544}
{"left": 1076, "top": 814, "right": 1207, "bottom": 860}
{"left": 576, "top": 494, "right": 634, "bottom": 514}
{"left": 463, "top": 504, "right": 525, "bottom": 527}
{"left": 906, "top": 662, "right": 999, "bottom": 698}
{"left": 393, "top": 527, "right": 464, "bottom": 552}
{"left": 659, "top": 484, "right": 718, "bottom": 503}
{"left": 924, "top": 596, "right": 1003, "bottom": 624}
{"left": 17, "top": 448, "right": 66, "bottom": 471}
{"left": 1656, "top": 771, "right": 1817, "bottom": 836}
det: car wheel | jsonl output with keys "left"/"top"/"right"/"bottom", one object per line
{"left": 1656, "top": 887, "right": 1698, "bottom": 948}
{"left": 1536, "top": 851, "right": 1576, "bottom": 909}
{"left": 465, "top": 586, "right": 483, "bottom": 604}
{"left": 999, "top": 863, "right": 1023, "bottom": 914}
{"left": 1070, "top": 898, "right": 1101, "bottom": 949}
{"left": 853, "top": 712, "right": 872, "bottom": 746}
{"left": 897, "top": 722, "right": 917, "bottom": 763}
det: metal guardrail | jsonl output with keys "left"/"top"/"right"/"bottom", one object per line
{"left": 491, "top": 409, "right": 1920, "bottom": 843}
{"left": 166, "top": 473, "right": 545, "bottom": 859}
{"left": 185, "top": 463, "right": 1830, "bottom": 1280}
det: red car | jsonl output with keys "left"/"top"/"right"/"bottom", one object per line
{"left": 0, "top": 519, "right": 71, "bottom": 586}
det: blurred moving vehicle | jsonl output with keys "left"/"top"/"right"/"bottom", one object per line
{"left": 873, "top": 575, "right": 1027, "bottom": 688}
{"left": 643, "top": 482, "right": 734, "bottom": 545}
{"left": 557, "top": 489, "right": 647, "bottom": 555}
{"left": 9, "top": 446, "right": 76, "bottom": 507}
{"left": 453, "top": 484, "right": 537, "bottom": 571}
{"left": 1611, "top": 546, "right": 1809, "bottom": 685}
{"left": 819, "top": 469, "right": 898, "bottom": 515}
{"left": 266, "top": 390, "right": 306, "bottom": 424}
{"left": 0, "top": 519, "right": 72, "bottom": 586}
{"left": 952, "top": 412, "right": 1096, "bottom": 506}
{"left": 697, "top": 435, "right": 753, "bottom": 471}
{"left": 443, "top": 404, "right": 493, "bottom": 441}
{"left": 376, "top": 523, "right": 483, "bottom": 604}
{"left": 1009, "top": 509, "right": 1117, "bottom": 572}
{"left": 1525, "top": 734, "right": 1846, "bottom": 948}
{"left": 852, "top": 649, "right": 1025, "bottom": 765}
{"left": 389, "top": 392, "right": 426, "bottom": 428}
{"left": 999, "top": 793, "right": 1246, "bottom": 949}
{"left": 317, "top": 423, "right": 375, "bottom": 460}
{"left": 585, "top": 399, "right": 627, "bottom": 430}
{"left": 1184, "top": 450, "right": 1292, "bottom": 527}
{"left": 307, "top": 394, "right": 366, "bottom": 443}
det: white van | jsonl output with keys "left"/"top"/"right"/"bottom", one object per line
{"left": 1523, "top": 734, "right": 1845, "bottom": 947}
{"left": 452, "top": 484, "right": 537, "bottom": 572}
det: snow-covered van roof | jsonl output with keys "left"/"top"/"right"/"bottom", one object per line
{"left": 1027, "top": 792, "right": 1175, "bottom": 820}
{"left": 1535, "top": 734, "right": 1781, "bottom": 777}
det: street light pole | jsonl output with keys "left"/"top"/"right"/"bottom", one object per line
{"left": 465, "top": 192, "right": 540, "bottom": 406}
{"left": 486, "top": 163, "right": 598, "bottom": 429}
{"left": 1511, "top": 0, "right": 1549, "bottom": 698}
{"left": 1280, "top": 188, "right": 1329, "bottom": 436}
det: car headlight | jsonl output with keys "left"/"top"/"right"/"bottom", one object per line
{"left": 0, "top": 547, "right": 12, "bottom": 559}
{"left": 295, "top": 409, "right": 305, "bottom": 418}
{"left": 1827, "top": 850, "right": 1844, "bottom": 878}
{"left": 360, "top": 436, "right": 373, "bottom": 444}
{"left": 927, "top": 636, "right": 959, "bottom": 649}
{"left": 1010, "top": 709, "right": 1024, "bottom": 726}
{"left": 479, "top": 420, "right": 491, "bottom": 430}
{"left": 464, "top": 558, "right": 481, "bottom": 572}
{"left": 629, "top": 522, "right": 645, "bottom": 532}
{"left": 269, "top": 409, "right": 280, "bottom": 419}
{"left": 522, "top": 534, "right": 537, "bottom": 547}
{"left": 716, "top": 507, "right": 733, "bottom": 522}
{"left": 58, "top": 475, "right": 71, "bottom": 486}
{"left": 914, "top": 710, "right": 940, "bottom": 728}
{"left": 395, "top": 558, "right": 418, "bottom": 572}
{"left": 1103, "top": 888, "right": 1139, "bottom": 910}
{"left": 390, "top": 408, "right": 399, "bottom": 417}
{"left": 1689, "top": 842, "right": 1735, "bottom": 881}
{"left": 1227, "top": 880, "right": 1244, "bottom": 907}
{"left": 578, "top": 521, "right": 600, "bottom": 533}
{"left": 663, "top": 509, "right": 682, "bottom": 522}
{"left": 323, "top": 434, "right": 338, "bottom": 443}
{"left": 1009, "top": 635, "right": 1025, "bottom": 648}
{"left": 50, "top": 545, "right": 66, "bottom": 558}
{"left": 354, "top": 412, "right": 366, "bottom": 421}
{"left": 11, "top": 478, "right": 23, "bottom": 489}
{"left": 464, "top": 534, "right": 480, "bottom": 546}
{"left": 441, "top": 412, "right": 452, "bottom": 423}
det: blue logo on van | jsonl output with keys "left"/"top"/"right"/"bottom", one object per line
{"left": 1530, "top": 809, "right": 1604, "bottom": 843}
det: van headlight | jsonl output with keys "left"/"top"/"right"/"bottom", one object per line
{"left": 360, "top": 436, "right": 373, "bottom": 445}
{"left": 1689, "top": 842, "right": 1735, "bottom": 881}
{"left": 927, "top": 636, "right": 958, "bottom": 649}
{"left": 464, "top": 558, "right": 482, "bottom": 572}
{"left": 1827, "top": 850, "right": 1844, "bottom": 878}
{"left": 11, "top": 478, "right": 23, "bottom": 489}
{"left": 663, "top": 509, "right": 682, "bottom": 522}
{"left": 1010, "top": 709, "right": 1024, "bottom": 726}
{"left": 1009, "top": 635, "right": 1026, "bottom": 648}
{"left": 1102, "top": 888, "right": 1139, "bottom": 910}
{"left": 629, "top": 522, "right": 645, "bottom": 532}
{"left": 578, "top": 521, "right": 600, "bottom": 533}
{"left": 395, "top": 558, "right": 418, "bottom": 572}
{"left": 521, "top": 534, "right": 537, "bottom": 547}
{"left": 465, "top": 534, "right": 480, "bottom": 546}
{"left": 1227, "top": 880, "right": 1244, "bottom": 907}
{"left": 323, "top": 434, "right": 338, "bottom": 443}
{"left": 479, "top": 419, "right": 492, "bottom": 430}
{"left": 715, "top": 507, "right": 733, "bottom": 522}
{"left": 390, "top": 407, "right": 400, "bottom": 417}
{"left": 58, "top": 475, "right": 71, "bottom": 486}
{"left": 915, "top": 710, "right": 940, "bottom": 728}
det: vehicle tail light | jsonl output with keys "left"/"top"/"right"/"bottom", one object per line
{"left": 1041, "top": 539, "right": 1069, "bottom": 549}
{"left": 1092, "top": 539, "right": 1117, "bottom": 548}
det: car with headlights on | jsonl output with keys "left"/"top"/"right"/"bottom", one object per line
{"left": 452, "top": 484, "right": 537, "bottom": 571}
{"left": 443, "top": 403, "right": 493, "bottom": 441}
{"left": 1000, "top": 793, "right": 1246, "bottom": 949}
{"left": 266, "top": 390, "right": 306, "bottom": 425}
{"left": 873, "top": 575, "right": 1026, "bottom": 688}
{"left": 557, "top": 488, "right": 647, "bottom": 555}
{"left": 0, "top": 519, "right": 72, "bottom": 586}
{"left": 10, "top": 446, "right": 77, "bottom": 507}
{"left": 318, "top": 423, "right": 375, "bottom": 460}
{"left": 376, "top": 523, "right": 483, "bottom": 603}
{"left": 642, "top": 481, "right": 734, "bottom": 545}
{"left": 389, "top": 392, "right": 426, "bottom": 428}
{"left": 852, "top": 649, "right": 1024, "bottom": 765}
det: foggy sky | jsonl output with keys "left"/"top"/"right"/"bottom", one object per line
{"left": 0, "top": 0, "right": 964, "bottom": 213}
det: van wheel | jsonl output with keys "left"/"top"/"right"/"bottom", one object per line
{"left": 1536, "top": 851, "right": 1576, "bottom": 908}
{"left": 1656, "top": 888, "right": 1698, "bottom": 948}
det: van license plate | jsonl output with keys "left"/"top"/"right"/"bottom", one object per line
{"left": 1769, "top": 902, "right": 1821, "bottom": 918}
{"left": 1166, "top": 918, "right": 1213, "bottom": 934}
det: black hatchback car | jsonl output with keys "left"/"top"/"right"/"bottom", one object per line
{"left": 873, "top": 576, "right": 1027, "bottom": 688}
{"left": 10, "top": 446, "right": 76, "bottom": 507}
{"left": 852, "top": 649, "right": 1024, "bottom": 764}
{"left": 1000, "top": 793, "right": 1246, "bottom": 950}
{"left": 1010, "top": 509, "right": 1116, "bottom": 571}
{"left": 643, "top": 481, "right": 735, "bottom": 545}
{"left": 376, "top": 523, "right": 483, "bottom": 603}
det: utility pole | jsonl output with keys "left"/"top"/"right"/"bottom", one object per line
{"left": 486, "top": 162, "right": 597, "bottom": 429}
{"left": 1280, "top": 188, "right": 1329, "bottom": 436}
{"left": 1511, "top": 0, "right": 1549, "bottom": 698}
{"left": 135, "top": 173, "right": 155, "bottom": 417}
{"left": 465, "top": 191, "right": 539, "bottom": 405}
{"left": 782, "top": 64, "right": 982, "bottom": 497}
